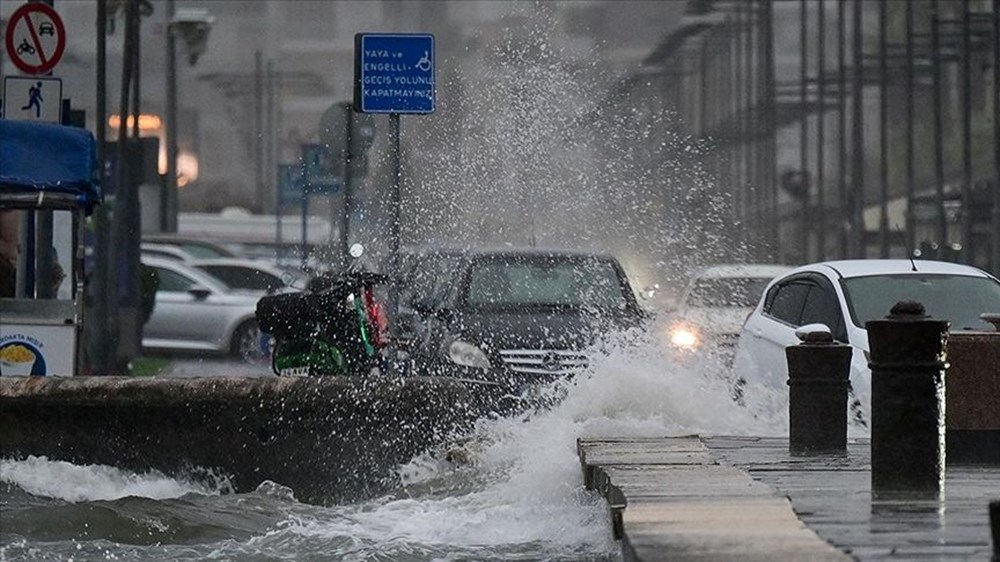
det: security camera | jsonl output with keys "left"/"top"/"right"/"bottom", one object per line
{"left": 169, "top": 8, "right": 215, "bottom": 66}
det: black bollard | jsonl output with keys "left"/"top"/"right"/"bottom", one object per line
{"left": 786, "top": 328, "right": 851, "bottom": 454}
{"left": 867, "top": 301, "right": 949, "bottom": 494}
{"left": 992, "top": 500, "right": 1000, "bottom": 562}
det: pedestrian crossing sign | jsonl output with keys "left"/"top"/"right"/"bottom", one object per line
{"left": 2, "top": 76, "right": 63, "bottom": 123}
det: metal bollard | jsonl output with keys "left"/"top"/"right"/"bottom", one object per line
{"left": 992, "top": 500, "right": 1000, "bottom": 562}
{"left": 867, "top": 301, "right": 949, "bottom": 494}
{"left": 786, "top": 327, "right": 851, "bottom": 454}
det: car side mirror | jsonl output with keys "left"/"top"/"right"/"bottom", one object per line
{"left": 981, "top": 312, "right": 1000, "bottom": 332}
{"left": 188, "top": 285, "right": 212, "bottom": 300}
{"left": 795, "top": 323, "right": 832, "bottom": 342}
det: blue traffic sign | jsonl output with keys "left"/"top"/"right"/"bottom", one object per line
{"left": 354, "top": 33, "right": 435, "bottom": 114}
{"left": 301, "top": 143, "right": 341, "bottom": 194}
{"left": 277, "top": 163, "right": 304, "bottom": 206}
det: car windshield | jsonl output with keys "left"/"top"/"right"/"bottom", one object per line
{"left": 687, "top": 277, "right": 773, "bottom": 308}
{"left": 409, "top": 252, "right": 463, "bottom": 300}
{"left": 844, "top": 274, "right": 1000, "bottom": 331}
{"left": 465, "top": 256, "right": 627, "bottom": 310}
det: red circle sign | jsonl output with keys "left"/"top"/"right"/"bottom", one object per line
{"left": 4, "top": 2, "right": 66, "bottom": 75}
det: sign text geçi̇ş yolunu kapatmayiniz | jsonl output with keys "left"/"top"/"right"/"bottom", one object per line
{"left": 365, "top": 88, "right": 434, "bottom": 98}
{"left": 362, "top": 75, "right": 434, "bottom": 85}
{"left": 355, "top": 33, "right": 435, "bottom": 114}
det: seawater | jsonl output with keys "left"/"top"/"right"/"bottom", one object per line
{"left": 0, "top": 334, "right": 787, "bottom": 561}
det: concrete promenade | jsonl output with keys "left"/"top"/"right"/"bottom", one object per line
{"left": 578, "top": 436, "right": 999, "bottom": 561}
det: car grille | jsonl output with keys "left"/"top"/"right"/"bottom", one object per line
{"left": 499, "top": 349, "right": 590, "bottom": 376}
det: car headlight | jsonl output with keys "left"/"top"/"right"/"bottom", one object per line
{"left": 448, "top": 340, "right": 492, "bottom": 369}
{"left": 668, "top": 325, "right": 700, "bottom": 350}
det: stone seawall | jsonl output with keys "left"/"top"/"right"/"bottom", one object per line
{"left": 0, "top": 376, "right": 479, "bottom": 504}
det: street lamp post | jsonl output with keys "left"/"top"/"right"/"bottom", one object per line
{"left": 164, "top": 0, "right": 177, "bottom": 232}
{"left": 164, "top": 4, "right": 213, "bottom": 232}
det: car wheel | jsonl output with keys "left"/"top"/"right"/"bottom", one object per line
{"left": 231, "top": 320, "right": 265, "bottom": 363}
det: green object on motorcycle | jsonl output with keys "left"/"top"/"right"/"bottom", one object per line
{"left": 274, "top": 340, "right": 346, "bottom": 376}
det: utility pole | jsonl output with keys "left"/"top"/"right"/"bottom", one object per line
{"left": 817, "top": 0, "right": 827, "bottom": 260}
{"left": 744, "top": 1, "right": 757, "bottom": 238}
{"left": 764, "top": 0, "right": 779, "bottom": 259}
{"left": 993, "top": 0, "right": 1000, "bottom": 274}
{"left": 266, "top": 59, "right": 275, "bottom": 221}
{"left": 107, "top": 0, "right": 138, "bottom": 374}
{"left": 341, "top": 105, "right": 355, "bottom": 263}
{"left": 800, "top": 0, "right": 810, "bottom": 262}
{"left": 91, "top": 0, "right": 109, "bottom": 374}
{"left": 879, "top": 0, "right": 889, "bottom": 258}
{"left": 931, "top": 0, "right": 948, "bottom": 250}
{"left": 164, "top": 0, "right": 178, "bottom": 232}
{"left": 905, "top": 0, "right": 916, "bottom": 255}
{"left": 851, "top": 0, "right": 865, "bottom": 258}
{"left": 837, "top": 0, "right": 848, "bottom": 259}
{"left": 961, "top": 0, "right": 973, "bottom": 263}
{"left": 255, "top": 50, "right": 265, "bottom": 213}
{"left": 700, "top": 37, "right": 710, "bottom": 136}
{"left": 735, "top": 5, "right": 745, "bottom": 230}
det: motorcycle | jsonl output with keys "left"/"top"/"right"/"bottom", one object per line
{"left": 256, "top": 244, "right": 389, "bottom": 376}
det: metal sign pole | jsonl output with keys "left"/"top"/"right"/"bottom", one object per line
{"left": 353, "top": 32, "right": 433, "bottom": 372}
{"left": 342, "top": 105, "right": 355, "bottom": 265}
{"left": 300, "top": 190, "right": 308, "bottom": 271}
{"left": 389, "top": 112, "right": 401, "bottom": 362}
{"left": 90, "top": 0, "right": 109, "bottom": 374}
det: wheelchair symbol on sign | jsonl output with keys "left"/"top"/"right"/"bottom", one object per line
{"left": 415, "top": 51, "right": 431, "bottom": 72}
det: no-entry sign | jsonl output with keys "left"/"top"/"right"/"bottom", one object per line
{"left": 4, "top": 2, "right": 66, "bottom": 75}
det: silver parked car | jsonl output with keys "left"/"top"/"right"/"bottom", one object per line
{"left": 187, "top": 258, "right": 308, "bottom": 296}
{"left": 142, "top": 256, "right": 265, "bottom": 361}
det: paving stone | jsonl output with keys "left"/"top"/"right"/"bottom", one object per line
{"left": 579, "top": 436, "right": 1000, "bottom": 561}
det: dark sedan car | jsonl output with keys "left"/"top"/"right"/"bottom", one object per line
{"left": 409, "top": 248, "right": 648, "bottom": 391}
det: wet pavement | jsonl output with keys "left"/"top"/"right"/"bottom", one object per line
{"left": 579, "top": 436, "right": 999, "bottom": 561}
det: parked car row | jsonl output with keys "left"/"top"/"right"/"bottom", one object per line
{"left": 139, "top": 235, "right": 312, "bottom": 361}
{"left": 142, "top": 235, "right": 237, "bottom": 260}
{"left": 140, "top": 256, "right": 266, "bottom": 361}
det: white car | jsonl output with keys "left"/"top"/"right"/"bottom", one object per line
{"left": 142, "top": 256, "right": 266, "bottom": 361}
{"left": 732, "top": 259, "right": 1000, "bottom": 423}
{"left": 665, "top": 264, "right": 794, "bottom": 365}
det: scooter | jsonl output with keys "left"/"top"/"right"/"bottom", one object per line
{"left": 256, "top": 244, "right": 388, "bottom": 376}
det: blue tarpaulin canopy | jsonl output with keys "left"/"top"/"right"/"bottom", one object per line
{"left": 0, "top": 119, "right": 100, "bottom": 209}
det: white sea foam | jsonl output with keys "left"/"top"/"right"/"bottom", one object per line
{"left": 268, "top": 333, "right": 784, "bottom": 558}
{"left": 0, "top": 456, "right": 219, "bottom": 502}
